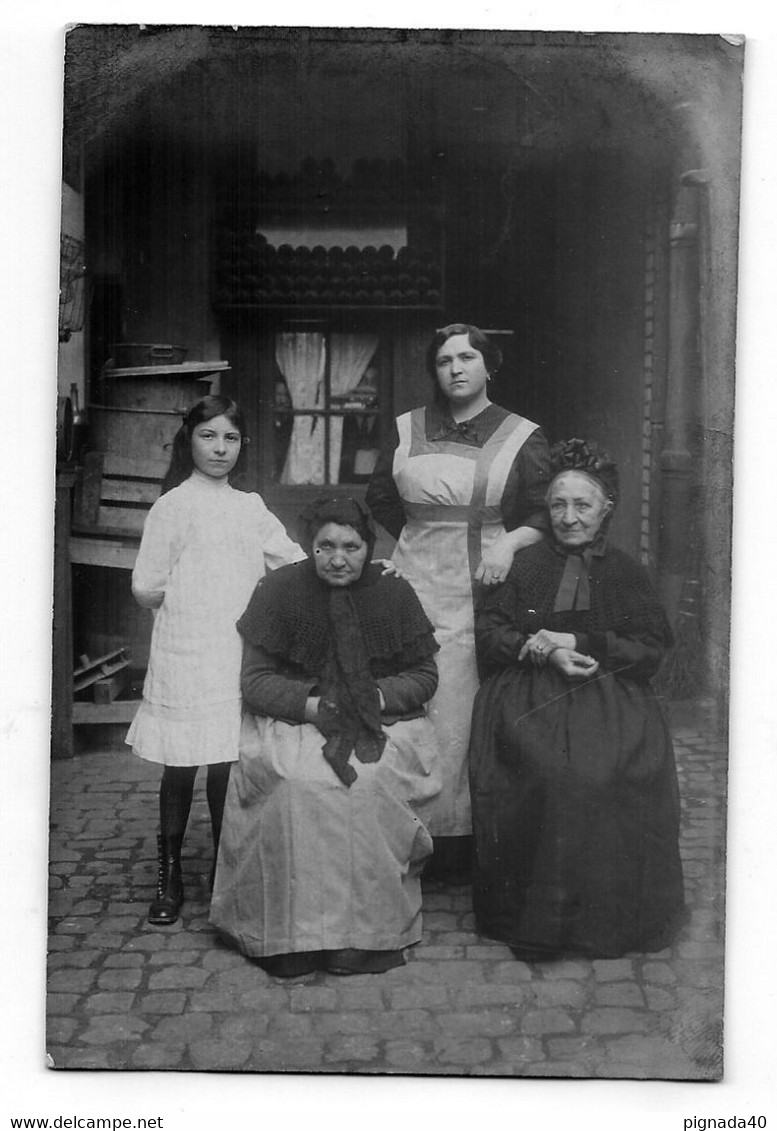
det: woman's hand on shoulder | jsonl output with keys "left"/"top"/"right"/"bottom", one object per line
{"left": 548, "top": 648, "right": 599, "bottom": 681}
{"left": 373, "top": 558, "right": 402, "bottom": 578}
{"left": 476, "top": 540, "right": 515, "bottom": 586}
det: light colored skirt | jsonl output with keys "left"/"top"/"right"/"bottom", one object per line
{"left": 210, "top": 713, "right": 440, "bottom": 957}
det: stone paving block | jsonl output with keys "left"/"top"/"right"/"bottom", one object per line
{"left": 48, "top": 949, "right": 103, "bottom": 969}
{"left": 121, "top": 934, "right": 169, "bottom": 952}
{"left": 644, "top": 986, "right": 677, "bottom": 1012}
{"left": 465, "top": 944, "right": 515, "bottom": 961}
{"left": 530, "top": 980, "right": 588, "bottom": 1009}
{"left": 453, "top": 983, "right": 528, "bottom": 1008}
{"left": 201, "top": 949, "right": 245, "bottom": 971}
{"left": 435, "top": 1010, "right": 517, "bottom": 1038}
{"left": 135, "top": 992, "right": 188, "bottom": 1015}
{"left": 387, "top": 984, "right": 449, "bottom": 1010}
{"left": 485, "top": 961, "right": 534, "bottom": 983}
{"left": 405, "top": 959, "right": 486, "bottom": 984}
{"left": 546, "top": 1035, "right": 605, "bottom": 1065}
{"left": 84, "top": 991, "right": 137, "bottom": 1014}
{"left": 432, "top": 1036, "right": 493, "bottom": 1065}
{"left": 594, "top": 982, "right": 645, "bottom": 1008}
{"left": 521, "top": 1008, "right": 576, "bottom": 1035}
{"left": 151, "top": 1012, "right": 213, "bottom": 1044}
{"left": 266, "top": 1013, "right": 314, "bottom": 1038}
{"left": 592, "top": 959, "right": 635, "bottom": 981}
{"left": 53, "top": 917, "right": 98, "bottom": 934}
{"left": 581, "top": 1008, "right": 650, "bottom": 1035}
{"left": 48, "top": 968, "right": 98, "bottom": 993}
{"left": 641, "top": 961, "right": 676, "bottom": 984}
{"left": 413, "top": 945, "right": 465, "bottom": 960}
{"left": 237, "top": 985, "right": 292, "bottom": 1011}
{"left": 384, "top": 1040, "right": 431, "bottom": 1067}
{"left": 48, "top": 1046, "right": 113, "bottom": 1069}
{"left": 190, "top": 1036, "right": 253, "bottom": 1070}
{"left": 84, "top": 932, "right": 131, "bottom": 950}
{"left": 219, "top": 1013, "right": 271, "bottom": 1040}
{"left": 541, "top": 959, "right": 592, "bottom": 980}
{"left": 494, "top": 1036, "right": 545, "bottom": 1064}
{"left": 289, "top": 985, "right": 338, "bottom": 1011}
{"left": 148, "top": 965, "right": 210, "bottom": 990}
{"left": 333, "top": 984, "right": 385, "bottom": 1010}
{"left": 46, "top": 993, "right": 84, "bottom": 1015}
{"left": 373, "top": 1009, "right": 436, "bottom": 1039}
{"left": 323, "top": 1035, "right": 380, "bottom": 1063}
{"left": 46, "top": 1016, "right": 79, "bottom": 1045}
{"left": 149, "top": 949, "right": 204, "bottom": 965}
{"left": 249, "top": 1037, "right": 326, "bottom": 1071}
{"left": 602, "top": 1034, "right": 697, "bottom": 1078}
{"left": 187, "top": 989, "right": 239, "bottom": 1013}
{"left": 78, "top": 1014, "right": 150, "bottom": 1044}
{"left": 130, "top": 1043, "right": 186, "bottom": 1069}
{"left": 98, "top": 968, "right": 143, "bottom": 991}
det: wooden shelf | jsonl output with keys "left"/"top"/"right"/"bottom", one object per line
{"left": 73, "top": 699, "right": 140, "bottom": 725}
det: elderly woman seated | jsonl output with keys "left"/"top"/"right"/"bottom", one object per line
{"left": 210, "top": 495, "right": 441, "bottom": 977}
{"left": 469, "top": 439, "right": 685, "bottom": 961}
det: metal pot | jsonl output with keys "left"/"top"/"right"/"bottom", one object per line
{"left": 109, "top": 343, "right": 188, "bottom": 368}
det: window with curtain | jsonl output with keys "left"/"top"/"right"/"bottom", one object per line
{"left": 272, "top": 330, "right": 384, "bottom": 486}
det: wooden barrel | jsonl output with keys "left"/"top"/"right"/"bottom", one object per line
{"left": 101, "top": 372, "right": 213, "bottom": 412}
{"left": 87, "top": 404, "right": 183, "bottom": 479}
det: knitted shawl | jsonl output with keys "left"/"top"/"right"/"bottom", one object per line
{"left": 237, "top": 560, "right": 438, "bottom": 785}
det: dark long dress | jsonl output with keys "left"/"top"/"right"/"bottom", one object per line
{"left": 469, "top": 538, "right": 685, "bottom": 958}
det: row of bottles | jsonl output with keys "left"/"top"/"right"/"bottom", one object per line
{"left": 214, "top": 239, "right": 443, "bottom": 308}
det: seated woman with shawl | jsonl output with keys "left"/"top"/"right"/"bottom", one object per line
{"left": 210, "top": 496, "right": 441, "bottom": 978}
{"left": 469, "top": 439, "right": 685, "bottom": 961}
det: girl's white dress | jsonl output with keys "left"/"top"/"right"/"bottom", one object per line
{"left": 126, "top": 471, "right": 305, "bottom": 767}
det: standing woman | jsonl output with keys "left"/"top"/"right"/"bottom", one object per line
{"left": 366, "top": 323, "right": 551, "bottom": 881}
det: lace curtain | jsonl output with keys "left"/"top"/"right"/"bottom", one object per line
{"left": 276, "top": 331, "right": 379, "bottom": 485}
{"left": 276, "top": 332, "right": 326, "bottom": 485}
{"left": 328, "top": 333, "right": 379, "bottom": 482}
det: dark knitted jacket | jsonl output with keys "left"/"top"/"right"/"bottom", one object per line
{"left": 475, "top": 538, "right": 673, "bottom": 683}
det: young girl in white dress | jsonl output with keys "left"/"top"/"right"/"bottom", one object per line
{"left": 126, "top": 395, "right": 306, "bottom": 925}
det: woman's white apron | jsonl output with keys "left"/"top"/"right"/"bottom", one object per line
{"left": 392, "top": 406, "right": 538, "bottom": 836}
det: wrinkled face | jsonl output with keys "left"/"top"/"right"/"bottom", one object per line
{"left": 191, "top": 414, "right": 242, "bottom": 479}
{"left": 312, "top": 522, "right": 369, "bottom": 587}
{"left": 548, "top": 471, "right": 612, "bottom": 548}
{"left": 434, "top": 333, "right": 490, "bottom": 406}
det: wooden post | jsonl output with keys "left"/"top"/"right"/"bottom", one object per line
{"left": 52, "top": 465, "right": 77, "bottom": 759}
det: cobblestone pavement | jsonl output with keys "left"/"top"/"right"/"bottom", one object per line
{"left": 46, "top": 705, "right": 726, "bottom": 1079}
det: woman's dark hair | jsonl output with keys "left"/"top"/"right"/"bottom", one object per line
{"left": 299, "top": 494, "right": 377, "bottom": 560}
{"left": 548, "top": 437, "right": 620, "bottom": 509}
{"left": 425, "top": 323, "right": 503, "bottom": 389}
{"left": 160, "top": 395, "right": 249, "bottom": 495}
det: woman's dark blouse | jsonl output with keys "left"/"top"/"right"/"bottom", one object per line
{"left": 366, "top": 401, "right": 552, "bottom": 540}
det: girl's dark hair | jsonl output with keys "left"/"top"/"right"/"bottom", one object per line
{"left": 160, "top": 395, "right": 249, "bottom": 495}
{"left": 425, "top": 323, "right": 503, "bottom": 388}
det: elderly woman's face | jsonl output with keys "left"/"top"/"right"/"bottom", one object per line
{"left": 312, "top": 522, "right": 369, "bottom": 586}
{"left": 434, "top": 333, "right": 489, "bottom": 405}
{"left": 548, "top": 471, "right": 612, "bottom": 549}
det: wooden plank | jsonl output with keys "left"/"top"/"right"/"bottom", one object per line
{"left": 101, "top": 451, "right": 167, "bottom": 479}
{"left": 74, "top": 657, "right": 130, "bottom": 693}
{"left": 69, "top": 536, "right": 138, "bottom": 570}
{"left": 94, "top": 506, "right": 149, "bottom": 535}
{"left": 73, "top": 700, "right": 140, "bottom": 725}
{"left": 73, "top": 451, "right": 104, "bottom": 527}
{"left": 101, "top": 479, "right": 161, "bottom": 505}
{"left": 93, "top": 670, "right": 128, "bottom": 704}
{"left": 74, "top": 646, "right": 128, "bottom": 678}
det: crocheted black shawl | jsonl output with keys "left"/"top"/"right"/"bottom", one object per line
{"left": 237, "top": 559, "right": 438, "bottom": 785}
{"left": 481, "top": 537, "right": 673, "bottom": 646}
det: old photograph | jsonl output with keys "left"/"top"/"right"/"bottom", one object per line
{"left": 48, "top": 24, "right": 742, "bottom": 1080}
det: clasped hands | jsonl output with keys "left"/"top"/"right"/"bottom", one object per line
{"left": 518, "top": 628, "right": 599, "bottom": 679}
